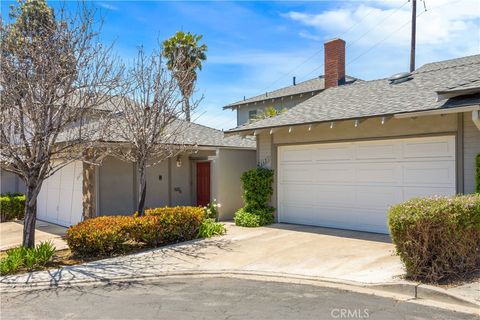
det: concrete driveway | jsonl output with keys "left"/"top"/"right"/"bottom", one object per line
{"left": 0, "top": 222, "right": 404, "bottom": 286}
{"left": 0, "top": 220, "right": 67, "bottom": 251}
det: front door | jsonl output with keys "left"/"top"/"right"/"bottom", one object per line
{"left": 196, "top": 162, "right": 211, "bottom": 207}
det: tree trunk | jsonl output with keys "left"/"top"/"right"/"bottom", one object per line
{"left": 137, "top": 163, "right": 147, "bottom": 216}
{"left": 82, "top": 152, "right": 97, "bottom": 220}
{"left": 23, "top": 182, "right": 39, "bottom": 248}
{"left": 184, "top": 99, "right": 191, "bottom": 122}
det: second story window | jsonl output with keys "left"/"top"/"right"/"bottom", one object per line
{"left": 248, "top": 110, "right": 257, "bottom": 121}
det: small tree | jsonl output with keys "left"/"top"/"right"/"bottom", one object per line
{"left": 254, "top": 106, "right": 288, "bottom": 121}
{"left": 109, "top": 46, "right": 198, "bottom": 216}
{"left": 162, "top": 31, "right": 207, "bottom": 122}
{"left": 0, "top": 0, "right": 120, "bottom": 247}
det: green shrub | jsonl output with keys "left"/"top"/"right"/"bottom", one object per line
{"left": 476, "top": 154, "right": 479, "bottom": 193}
{"left": 198, "top": 218, "right": 226, "bottom": 238}
{"left": 144, "top": 206, "right": 205, "bottom": 242}
{"left": 234, "top": 207, "right": 274, "bottom": 227}
{"left": 66, "top": 207, "right": 205, "bottom": 257}
{"left": 0, "top": 241, "right": 56, "bottom": 275}
{"left": 240, "top": 167, "right": 274, "bottom": 211}
{"left": 0, "top": 194, "right": 25, "bottom": 222}
{"left": 388, "top": 194, "right": 480, "bottom": 283}
{"left": 235, "top": 167, "right": 275, "bottom": 227}
{"left": 203, "top": 199, "right": 220, "bottom": 221}
{"left": 66, "top": 216, "right": 133, "bottom": 257}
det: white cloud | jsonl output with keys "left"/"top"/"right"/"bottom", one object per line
{"left": 284, "top": 0, "right": 479, "bottom": 50}
{"left": 98, "top": 2, "right": 119, "bottom": 11}
{"left": 282, "top": 0, "right": 479, "bottom": 79}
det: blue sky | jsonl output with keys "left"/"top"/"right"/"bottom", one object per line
{"left": 2, "top": 1, "right": 479, "bottom": 129}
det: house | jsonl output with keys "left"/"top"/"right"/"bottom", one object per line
{"left": 27, "top": 122, "right": 255, "bottom": 227}
{"left": 224, "top": 39, "right": 359, "bottom": 126}
{"left": 225, "top": 38, "right": 480, "bottom": 234}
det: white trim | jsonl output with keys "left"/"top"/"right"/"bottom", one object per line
{"left": 472, "top": 110, "right": 480, "bottom": 130}
{"left": 394, "top": 105, "right": 480, "bottom": 118}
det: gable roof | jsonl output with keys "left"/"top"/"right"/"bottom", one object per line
{"left": 224, "top": 75, "right": 359, "bottom": 109}
{"left": 227, "top": 54, "right": 480, "bottom": 133}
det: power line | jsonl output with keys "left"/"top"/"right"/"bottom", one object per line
{"left": 260, "top": 4, "right": 379, "bottom": 92}
{"left": 300, "top": 0, "right": 409, "bottom": 81}
{"left": 346, "top": 9, "right": 427, "bottom": 68}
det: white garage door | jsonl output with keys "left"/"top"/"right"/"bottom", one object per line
{"left": 37, "top": 161, "right": 83, "bottom": 227}
{"left": 278, "top": 136, "right": 456, "bottom": 234}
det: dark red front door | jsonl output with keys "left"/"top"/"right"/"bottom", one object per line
{"left": 196, "top": 162, "right": 211, "bottom": 207}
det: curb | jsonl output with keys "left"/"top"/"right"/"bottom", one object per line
{"left": 1, "top": 269, "right": 479, "bottom": 314}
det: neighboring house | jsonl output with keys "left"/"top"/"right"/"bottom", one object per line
{"left": 224, "top": 40, "right": 359, "bottom": 126}
{"left": 0, "top": 169, "right": 25, "bottom": 194}
{"left": 3, "top": 122, "right": 255, "bottom": 227}
{"left": 225, "top": 38, "right": 480, "bottom": 234}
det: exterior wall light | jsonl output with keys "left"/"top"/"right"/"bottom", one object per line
{"left": 176, "top": 155, "right": 182, "bottom": 168}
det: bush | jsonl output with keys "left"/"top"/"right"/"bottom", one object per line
{"left": 235, "top": 167, "right": 275, "bottom": 227}
{"left": 234, "top": 207, "right": 274, "bottom": 227}
{"left": 144, "top": 206, "right": 205, "bottom": 242}
{"left": 388, "top": 194, "right": 480, "bottom": 283}
{"left": 66, "top": 207, "right": 205, "bottom": 257}
{"left": 198, "top": 218, "right": 226, "bottom": 238}
{"left": 0, "top": 241, "right": 56, "bottom": 275}
{"left": 240, "top": 167, "right": 274, "bottom": 211}
{"left": 66, "top": 216, "right": 133, "bottom": 257}
{"left": 0, "top": 194, "right": 25, "bottom": 222}
{"left": 203, "top": 199, "right": 220, "bottom": 221}
{"left": 476, "top": 154, "right": 479, "bottom": 193}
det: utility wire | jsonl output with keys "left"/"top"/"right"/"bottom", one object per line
{"left": 260, "top": 4, "right": 378, "bottom": 92}
{"left": 300, "top": 0, "right": 410, "bottom": 81}
{"left": 346, "top": 5, "right": 428, "bottom": 68}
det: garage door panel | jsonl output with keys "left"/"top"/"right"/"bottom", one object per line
{"left": 278, "top": 136, "right": 456, "bottom": 234}
{"left": 355, "top": 163, "right": 400, "bottom": 184}
{"left": 402, "top": 138, "right": 455, "bottom": 159}
{"left": 281, "top": 184, "right": 315, "bottom": 206}
{"left": 316, "top": 165, "right": 354, "bottom": 183}
{"left": 403, "top": 162, "right": 455, "bottom": 185}
{"left": 312, "top": 144, "right": 352, "bottom": 161}
{"left": 355, "top": 142, "right": 398, "bottom": 160}
{"left": 37, "top": 162, "right": 83, "bottom": 227}
{"left": 356, "top": 186, "right": 403, "bottom": 209}
{"left": 315, "top": 185, "right": 356, "bottom": 207}
{"left": 281, "top": 165, "right": 313, "bottom": 183}
{"left": 280, "top": 148, "right": 312, "bottom": 162}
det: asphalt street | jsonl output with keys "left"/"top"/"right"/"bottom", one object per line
{"left": 1, "top": 277, "right": 477, "bottom": 320}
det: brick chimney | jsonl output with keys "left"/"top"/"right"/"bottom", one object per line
{"left": 324, "top": 38, "right": 346, "bottom": 89}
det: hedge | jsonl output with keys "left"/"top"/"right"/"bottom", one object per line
{"left": 0, "top": 194, "right": 25, "bottom": 222}
{"left": 476, "top": 154, "right": 479, "bottom": 193}
{"left": 66, "top": 206, "right": 205, "bottom": 257}
{"left": 234, "top": 167, "right": 275, "bottom": 227}
{"left": 388, "top": 194, "right": 480, "bottom": 283}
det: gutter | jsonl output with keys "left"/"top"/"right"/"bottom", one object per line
{"left": 225, "top": 105, "right": 480, "bottom": 136}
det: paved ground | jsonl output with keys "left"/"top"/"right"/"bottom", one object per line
{"left": 1, "top": 222, "right": 403, "bottom": 284}
{"left": 1, "top": 223, "right": 478, "bottom": 305}
{"left": 0, "top": 220, "right": 67, "bottom": 251}
{"left": 1, "top": 276, "right": 477, "bottom": 320}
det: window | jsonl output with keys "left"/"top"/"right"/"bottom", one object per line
{"left": 248, "top": 110, "right": 257, "bottom": 120}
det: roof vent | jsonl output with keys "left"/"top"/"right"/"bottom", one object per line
{"left": 389, "top": 72, "right": 412, "bottom": 85}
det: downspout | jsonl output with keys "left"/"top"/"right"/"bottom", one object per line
{"left": 472, "top": 110, "right": 480, "bottom": 130}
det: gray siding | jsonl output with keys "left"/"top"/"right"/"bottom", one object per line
{"left": 463, "top": 112, "right": 480, "bottom": 194}
{"left": 98, "top": 157, "right": 136, "bottom": 215}
{"left": 213, "top": 149, "right": 256, "bottom": 220}
{"left": 0, "top": 169, "right": 25, "bottom": 194}
{"left": 236, "top": 95, "right": 313, "bottom": 126}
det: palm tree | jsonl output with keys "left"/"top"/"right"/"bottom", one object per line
{"left": 162, "top": 31, "right": 207, "bottom": 122}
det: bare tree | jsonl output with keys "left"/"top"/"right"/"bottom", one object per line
{"left": 0, "top": 1, "right": 121, "bottom": 247}
{"left": 108, "top": 46, "right": 199, "bottom": 216}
